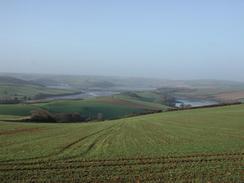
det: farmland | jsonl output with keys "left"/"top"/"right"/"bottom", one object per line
{"left": 0, "top": 76, "right": 79, "bottom": 101}
{"left": 0, "top": 94, "right": 168, "bottom": 120}
{"left": 0, "top": 104, "right": 243, "bottom": 182}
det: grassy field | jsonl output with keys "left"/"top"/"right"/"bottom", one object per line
{"left": 0, "top": 84, "right": 78, "bottom": 100}
{"left": 0, "top": 76, "right": 79, "bottom": 100}
{"left": 115, "top": 91, "right": 170, "bottom": 107}
{"left": 0, "top": 104, "right": 243, "bottom": 182}
{"left": 0, "top": 96, "right": 167, "bottom": 120}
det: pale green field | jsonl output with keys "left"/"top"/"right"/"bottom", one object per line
{"left": 0, "top": 84, "right": 77, "bottom": 99}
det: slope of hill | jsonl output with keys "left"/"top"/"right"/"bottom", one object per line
{"left": 0, "top": 76, "right": 79, "bottom": 101}
{"left": 0, "top": 76, "right": 42, "bottom": 86}
{"left": 0, "top": 96, "right": 168, "bottom": 120}
{"left": 2, "top": 73, "right": 244, "bottom": 104}
{"left": 0, "top": 104, "right": 243, "bottom": 182}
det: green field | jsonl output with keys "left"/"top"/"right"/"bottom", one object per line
{"left": 0, "top": 84, "right": 78, "bottom": 101}
{"left": 114, "top": 91, "right": 166, "bottom": 108}
{"left": 0, "top": 104, "right": 243, "bottom": 182}
{"left": 0, "top": 84, "right": 76, "bottom": 97}
{"left": 0, "top": 96, "right": 167, "bottom": 120}
{"left": 0, "top": 76, "right": 79, "bottom": 101}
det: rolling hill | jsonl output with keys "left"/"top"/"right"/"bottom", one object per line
{"left": 0, "top": 76, "right": 79, "bottom": 101}
{"left": 0, "top": 95, "right": 168, "bottom": 120}
{"left": 0, "top": 104, "right": 243, "bottom": 182}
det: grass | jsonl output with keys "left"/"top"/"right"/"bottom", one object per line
{"left": 0, "top": 104, "right": 243, "bottom": 182}
{"left": 116, "top": 91, "right": 165, "bottom": 104}
{"left": 0, "top": 84, "right": 78, "bottom": 100}
{"left": 0, "top": 104, "right": 39, "bottom": 116}
{"left": 39, "top": 99, "right": 148, "bottom": 119}
{"left": 0, "top": 97, "right": 168, "bottom": 120}
{"left": 0, "top": 115, "right": 23, "bottom": 121}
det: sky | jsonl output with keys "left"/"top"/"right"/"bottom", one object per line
{"left": 0, "top": 0, "right": 244, "bottom": 81}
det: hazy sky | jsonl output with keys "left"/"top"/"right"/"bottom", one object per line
{"left": 0, "top": 0, "right": 244, "bottom": 81}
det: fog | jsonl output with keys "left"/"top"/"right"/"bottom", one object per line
{"left": 0, "top": 1, "right": 244, "bottom": 81}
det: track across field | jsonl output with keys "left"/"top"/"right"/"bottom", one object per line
{"left": 0, "top": 104, "right": 244, "bottom": 182}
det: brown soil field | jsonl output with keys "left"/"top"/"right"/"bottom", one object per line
{"left": 96, "top": 97, "right": 160, "bottom": 109}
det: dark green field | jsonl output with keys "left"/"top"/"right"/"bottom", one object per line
{"left": 0, "top": 104, "right": 243, "bottom": 182}
{"left": 0, "top": 94, "right": 168, "bottom": 120}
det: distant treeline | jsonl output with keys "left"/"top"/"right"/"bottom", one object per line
{"left": 0, "top": 97, "right": 20, "bottom": 104}
{"left": 118, "top": 102, "right": 243, "bottom": 120}
{"left": 22, "top": 108, "right": 165, "bottom": 123}
{"left": 98, "top": 102, "right": 242, "bottom": 120}
{"left": 25, "top": 109, "right": 88, "bottom": 123}
{"left": 8, "top": 102, "right": 243, "bottom": 123}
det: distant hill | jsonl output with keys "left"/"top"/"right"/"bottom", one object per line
{"left": 1, "top": 73, "right": 244, "bottom": 102}
{"left": 0, "top": 76, "right": 79, "bottom": 101}
{"left": 0, "top": 76, "right": 42, "bottom": 86}
{"left": 3, "top": 73, "right": 244, "bottom": 91}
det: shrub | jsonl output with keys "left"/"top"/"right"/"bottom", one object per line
{"left": 30, "top": 109, "right": 56, "bottom": 122}
{"left": 54, "top": 113, "right": 87, "bottom": 122}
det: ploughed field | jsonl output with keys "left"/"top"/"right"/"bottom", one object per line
{"left": 0, "top": 105, "right": 244, "bottom": 182}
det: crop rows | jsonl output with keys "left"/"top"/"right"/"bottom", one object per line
{"left": 1, "top": 152, "right": 243, "bottom": 182}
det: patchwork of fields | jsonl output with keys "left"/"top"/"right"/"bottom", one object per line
{"left": 0, "top": 96, "right": 168, "bottom": 120}
{"left": 0, "top": 84, "right": 78, "bottom": 101}
{"left": 0, "top": 104, "right": 243, "bottom": 182}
